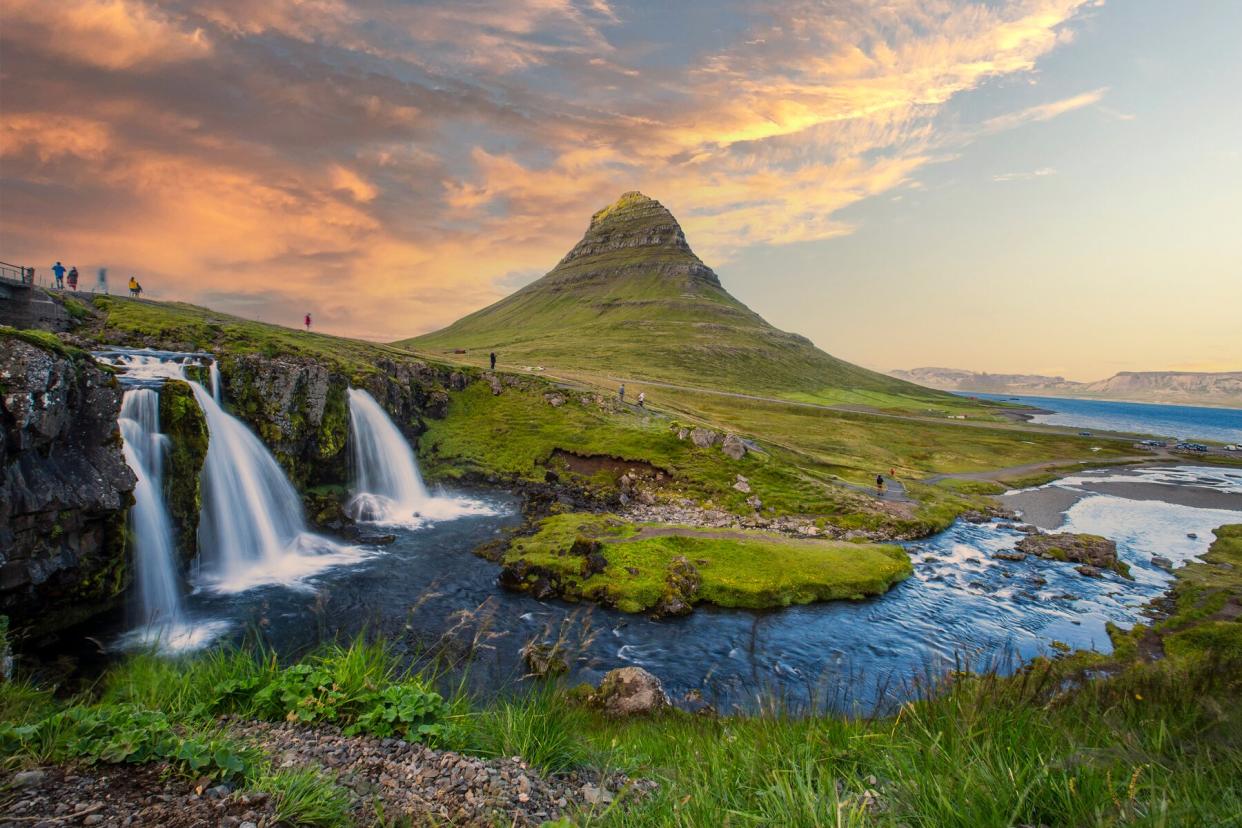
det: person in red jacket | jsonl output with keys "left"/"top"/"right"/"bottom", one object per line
{"left": 304, "top": 313, "right": 312, "bottom": 332}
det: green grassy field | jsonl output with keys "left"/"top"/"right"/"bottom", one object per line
{"left": 501, "top": 513, "right": 912, "bottom": 613}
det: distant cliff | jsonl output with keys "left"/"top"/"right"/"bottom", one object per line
{"left": 890, "top": 367, "right": 1242, "bottom": 408}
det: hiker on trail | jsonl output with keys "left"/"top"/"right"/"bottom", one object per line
{"left": 619, "top": 383, "right": 626, "bottom": 402}
{"left": 52, "top": 261, "right": 65, "bottom": 289}
{"left": 128, "top": 276, "right": 139, "bottom": 296}
{"left": 304, "top": 313, "right": 312, "bottom": 332}
{"left": 67, "top": 267, "right": 78, "bottom": 290}
{"left": 876, "top": 474, "right": 885, "bottom": 492}
{"left": 489, "top": 352, "right": 496, "bottom": 370}
{"left": 637, "top": 391, "right": 646, "bottom": 408}
{"left": 890, "top": 467, "right": 895, "bottom": 479}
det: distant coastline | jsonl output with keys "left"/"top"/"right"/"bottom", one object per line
{"left": 892, "top": 367, "right": 1242, "bottom": 410}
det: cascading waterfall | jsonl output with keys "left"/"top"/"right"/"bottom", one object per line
{"left": 347, "top": 388, "right": 493, "bottom": 525}
{"left": 189, "top": 380, "right": 366, "bottom": 592}
{"left": 209, "top": 360, "right": 221, "bottom": 402}
{"left": 118, "top": 389, "right": 184, "bottom": 629}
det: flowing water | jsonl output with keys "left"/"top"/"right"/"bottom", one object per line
{"left": 189, "top": 381, "right": 369, "bottom": 594}
{"left": 346, "top": 388, "right": 494, "bottom": 526}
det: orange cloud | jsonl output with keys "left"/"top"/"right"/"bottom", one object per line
{"left": 0, "top": 0, "right": 1102, "bottom": 341}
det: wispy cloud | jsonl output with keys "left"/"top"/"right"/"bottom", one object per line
{"left": 993, "top": 166, "right": 1058, "bottom": 182}
{"left": 0, "top": 0, "right": 1100, "bottom": 340}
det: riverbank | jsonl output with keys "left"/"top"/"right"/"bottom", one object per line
{"left": 4, "top": 524, "right": 1240, "bottom": 826}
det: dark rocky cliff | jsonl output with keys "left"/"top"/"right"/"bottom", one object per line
{"left": 218, "top": 354, "right": 462, "bottom": 492}
{"left": 0, "top": 331, "right": 136, "bottom": 633}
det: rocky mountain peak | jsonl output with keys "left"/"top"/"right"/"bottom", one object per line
{"left": 558, "top": 191, "right": 695, "bottom": 266}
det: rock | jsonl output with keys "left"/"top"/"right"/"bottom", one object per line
{"left": 746, "top": 495, "right": 762, "bottom": 510}
{"left": 689, "top": 427, "right": 720, "bottom": 448}
{"left": 10, "top": 769, "right": 46, "bottom": 787}
{"left": 676, "top": 427, "right": 689, "bottom": 441}
{"left": 1017, "top": 532, "right": 1129, "bottom": 578}
{"left": 1151, "top": 555, "right": 1174, "bottom": 572}
{"left": 0, "top": 337, "right": 136, "bottom": 634}
{"left": 544, "top": 392, "right": 566, "bottom": 407}
{"left": 993, "top": 551, "right": 1027, "bottom": 562}
{"left": 84, "top": 814, "right": 104, "bottom": 826}
{"left": 487, "top": 374, "right": 503, "bottom": 395}
{"left": 732, "top": 475, "right": 751, "bottom": 493}
{"left": 524, "top": 643, "right": 569, "bottom": 678}
{"left": 721, "top": 434, "right": 747, "bottom": 460}
{"left": 1076, "top": 565, "right": 1103, "bottom": 578}
{"left": 355, "top": 532, "right": 397, "bottom": 546}
{"left": 580, "top": 783, "right": 614, "bottom": 806}
{"left": 449, "top": 371, "right": 468, "bottom": 391}
{"left": 594, "top": 666, "right": 670, "bottom": 716}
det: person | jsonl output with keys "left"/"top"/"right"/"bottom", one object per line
{"left": 489, "top": 352, "right": 496, "bottom": 370}
{"left": 133, "top": 281, "right": 143, "bottom": 298}
{"left": 876, "top": 473, "right": 885, "bottom": 492}
{"left": 67, "top": 266, "right": 78, "bottom": 290}
{"left": 128, "top": 276, "right": 139, "bottom": 297}
{"left": 637, "top": 391, "right": 645, "bottom": 408}
{"left": 890, "top": 467, "right": 895, "bottom": 479}
{"left": 304, "top": 312, "right": 312, "bottom": 332}
{"left": 52, "top": 261, "right": 65, "bottom": 289}
{"left": 619, "top": 383, "right": 625, "bottom": 402}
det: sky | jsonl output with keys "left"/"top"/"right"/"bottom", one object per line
{"left": 1, "top": 0, "right": 1239, "bottom": 380}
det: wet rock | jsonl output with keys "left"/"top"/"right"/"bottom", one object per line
{"left": 1076, "top": 565, "right": 1103, "bottom": 578}
{"left": 1017, "top": 532, "right": 1129, "bottom": 578}
{"left": 993, "top": 551, "right": 1027, "bottom": 562}
{"left": 524, "top": 643, "right": 569, "bottom": 678}
{"left": 721, "top": 434, "right": 747, "bottom": 460}
{"left": 0, "top": 337, "right": 135, "bottom": 633}
{"left": 594, "top": 666, "right": 670, "bottom": 716}
{"left": 1151, "top": 555, "right": 1174, "bottom": 572}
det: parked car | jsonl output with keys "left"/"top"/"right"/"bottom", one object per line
{"left": 1225, "top": 444, "right": 1239, "bottom": 451}
{"left": 1078, "top": 431, "right": 1092, "bottom": 437}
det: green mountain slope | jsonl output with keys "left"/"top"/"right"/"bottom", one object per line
{"left": 402, "top": 192, "right": 963, "bottom": 409}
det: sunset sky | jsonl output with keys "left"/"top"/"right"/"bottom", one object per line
{"left": 2, "top": 0, "right": 1239, "bottom": 380}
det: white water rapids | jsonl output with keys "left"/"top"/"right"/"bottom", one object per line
{"left": 346, "top": 387, "right": 494, "bottom": 526}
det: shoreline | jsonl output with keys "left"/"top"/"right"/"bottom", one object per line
{"left": 999, "top": 464, "right": 1242, "bottom": 530}
{"left": 957, "top": 389, "right": 1242, "bottom": 413}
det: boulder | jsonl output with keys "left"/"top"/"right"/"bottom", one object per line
{"left": 732, "top": 475, "right": 751, "bottom": 493}
{"left": 1017, "top": 532, "right": 1129, "bottom": 578}
{"left": 689, "top": 428, "right": 720, "bottom": 448}
{"left": 487, "top": 374, "right": 502, "bottom": 396}
{"left": 523, "top": 643, "right": 569, "bottom": 678}
{"left": 1151, "top": 555, "right": 1174, "bottom": 572}
{"left": 594, "top": 666, "right": 670, "bottom": 717}
{"left": 721, "top": 434, "right": 747, "bottom": 460}
{"left": 993, "top": 551, "right": 1027, "bottom": 562}
{"left": 746, "top": 495, "right": 763, "bottom": 511}
{"left": 544, "top": 392, "right": 567, "bottom": 407}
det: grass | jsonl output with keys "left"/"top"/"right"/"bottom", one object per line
{"left": 90, "top": 295, "right": 427, "bottom": 379}
{"left": 503, "top": 513, "right": 913, "bottom": 613}
{"left": 3, "top": 518, "right": 1240, "bottom": 826}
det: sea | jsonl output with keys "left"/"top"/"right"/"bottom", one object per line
{"left": 965, "top": 392, "right": 1242, "bottom": 444}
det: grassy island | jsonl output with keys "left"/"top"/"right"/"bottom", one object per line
{"left": 500, "top": 513, "right": 912, "bottom": 613}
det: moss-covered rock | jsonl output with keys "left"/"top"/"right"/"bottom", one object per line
{"left": 159, "top": 379, "right": 208, "bottom": 564}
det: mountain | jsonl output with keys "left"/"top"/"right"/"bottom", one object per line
{"left": 403, "top": 192, "right": 955, "bottom": 407}
{"left": 891, "top": 367, "right": 1242, "bottom": 408}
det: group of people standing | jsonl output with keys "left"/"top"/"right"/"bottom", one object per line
{"left": 49, "top": 261, "right": 144, "bottom": 296}
{"left": 50, "top": 261, "right": 79, "bottom": 291}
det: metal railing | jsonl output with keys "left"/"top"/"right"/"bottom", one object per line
{"left": 0, "top": 260, "right": 32, "bottom": 285}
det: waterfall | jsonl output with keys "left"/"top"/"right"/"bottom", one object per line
{"left": 189, "top": 381, "right": 366, "bottom": 592}
{"left": 209, "top": 361, "right": 221, "bottom": 402}
{"left": 118, "top": 389, "right": 184, "bottom": 629}
{"left": 347, "top": 388, "right": 494, "bottom": 526}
